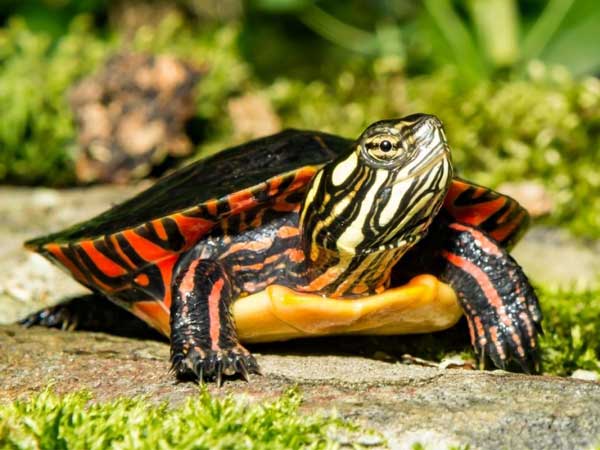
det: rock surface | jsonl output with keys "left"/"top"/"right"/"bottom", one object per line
{"left": 1, "top": 325, "right": 600, "bottom": 450}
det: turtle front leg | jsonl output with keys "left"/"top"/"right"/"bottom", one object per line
{"left": 439, "top": 222, "right": 543, "bottom": 373}
{"left": 170, "top": 258, "right": 260, "bottom": 385}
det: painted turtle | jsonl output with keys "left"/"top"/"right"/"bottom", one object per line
{"left": 25, "top": 114, "right": 541, "bottom": 384}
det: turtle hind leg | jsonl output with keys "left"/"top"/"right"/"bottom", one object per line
{"left": 170, "top": 259, "right": 259, "bottom": 385}
{"left": 440, "top": 222, "right": 542, "bottom": 373}
{"left": 20, "top": 294, "right": 163, "bottom": 339}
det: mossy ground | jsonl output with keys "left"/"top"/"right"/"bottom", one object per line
{"left": 0, "top": 388, "right": 378, "bottom": 450}
{"left": 538, "top": 285, "right": 600, "bottom": 375}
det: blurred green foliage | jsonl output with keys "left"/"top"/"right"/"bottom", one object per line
{"left": 0, "top": 16, "right": 107, "bottom": 185}
{"left": 0, "top": 1, "right": 599, "bottom": 240}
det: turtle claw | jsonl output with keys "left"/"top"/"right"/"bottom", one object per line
{"left": 20, "top": 305, "right": 78, "bottom": 330}
{"left": 466, "top": 277, "right": 542, "bottom": 374}
{"left": 237, "top": 359, "right": 250, "bottom": 382}
{"left": 171, "top": 345, "right": 260, "bottom": 385}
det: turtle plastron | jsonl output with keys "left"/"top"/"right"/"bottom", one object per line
{"left": 233, "top": 274, "right": 463, "bottom": 342}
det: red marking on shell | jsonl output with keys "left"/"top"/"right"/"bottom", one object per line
{"left": 80, "top": 240, "right": 127, "bottom": 277}
{"left": 44, "top": 244, "right": 87, "bottom": 284}
{"left": 152, "top": 220, "right": 168, "bottom": 241}
{"left": 65, "top": 242, "right": 117, "bottom": 292}
{"left": 471, "top": 186, "right": 487, "bottom": 199}
{"left": 171, "top": 214, "right": 214, "bottom": 248}
{"left": 444, "top": 180, "right": 506, "bottom": 226}
{"left": 228, "top": 190, "right": 256, "bottom": 214}
{"left": 443, "top": 179, "right": 469, "bottom": 207}
{"left": 273, "top": 201, "right": 301, "bottom": 212}
{"left": 132, "top": 301, "right": 170, "bottom": 336}
{"left": 292, "top": 167, "right": 319, "bottom": 189}
{"left": 453, "top": 198, "right": 506, "bottom": 226}
{"left": 449, "top": 223, "right": 502, "bottom": 257}
{"left": 490, "top": 211, "right": 526, "bottom": 243}
{"left": 122, "top": 229, "right": 173, "bottom": 262}
{"left": 250, "top": 208, "right": 266, "bottom": 228}
{"left": 497, "top": 201, "right": 516, "bottom": 223}
{"left": 135, "top": 273, "right": 150, "bottom": 286}
{"left": 110, "top": 235, "right": 136, "bottom": 269}
{"left": 156, "top": 255, "right": 177, "bottom": 308}
{"left": 268, "top": 177, "right": 283, "bottom": 196}
{"left": 205, "top": 199, "right": 219, "bottom": 216}
{"left": 89, "top": 273, "right": 117, "bottom": 293}
{"left": 208, "top": 278, "right": 225, "bottom": 350}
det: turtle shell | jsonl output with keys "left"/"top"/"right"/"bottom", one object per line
{"left": 25, "top": 130, "right": 351, "bottom": 287}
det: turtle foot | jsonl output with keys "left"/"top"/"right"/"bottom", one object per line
{"left": 468, "top": 269, "right": 542, "bottom": 374}
{"left": 19, "top": 295, "right": 161, "bottom": 338}
{"left": 20, "top": 304, "right": 79, "bottom": 330}
{"left": 171, "top": 344, "right": 260, "bottom": 386}
{"left": 440, "top": 222, "right": 542, "bottom": 374}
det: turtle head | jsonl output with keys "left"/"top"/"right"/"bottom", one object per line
{"left": 301, "top": 113, "right": 453, "bottom": 261}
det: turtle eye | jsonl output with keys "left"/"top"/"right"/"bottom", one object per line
{"left": 379, "top": 140, "right": 393, "bottom": 152}
{"left": 361, "top": 135, "right": 402, "bottom": 164}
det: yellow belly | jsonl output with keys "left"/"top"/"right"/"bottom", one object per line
{"left": 233, "top": 274, "right": 463, "bottom": 343}
{"left": 131, "top": 274, "right": 463, "bottom": 341}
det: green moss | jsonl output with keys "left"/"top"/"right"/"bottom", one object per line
{"left": 0, "top": 16, "right": 109, "bottom": 186}
{"left": 538, "top": 285, "right": 600, "bottom": 376}
{"left": 0, "top": 387, "right": 375, "bottom": 449}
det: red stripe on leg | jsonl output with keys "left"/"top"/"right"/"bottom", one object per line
{"left": 448, "top": 223, "right": 502, "bottom": 257}
{"left": 208, "top": 278, "right": 225, "bottom": 350}
{"left": 441, "top": 250, "right": 526, "bottom": 358}
{"left": 179, "top": 259, "right": 200, "bottom": 297}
